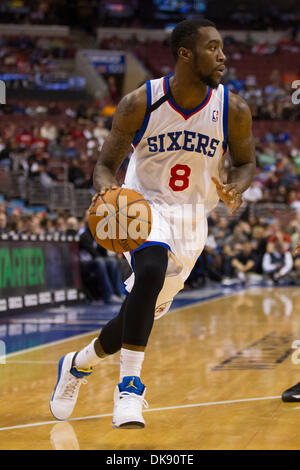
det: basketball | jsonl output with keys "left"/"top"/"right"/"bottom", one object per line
{"left": 88, "top": 187, "right": 152, "bottom": 253}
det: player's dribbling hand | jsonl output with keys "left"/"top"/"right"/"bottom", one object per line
{"left": 89, "top": 185, "right": 119, "bottom": 212}
{"left": 211, "top": 176, "right": 243, "bottom": 215}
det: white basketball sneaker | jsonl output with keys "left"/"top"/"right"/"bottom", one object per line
{"left": 112, "top": 376, "right": 148, "bottom": 429}
{"left": 50, "top": 352, "right": 92, "bottom": 420}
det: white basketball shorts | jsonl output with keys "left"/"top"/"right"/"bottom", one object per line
{"left": 123, "top": 201, "right": 208, "bottom": 319}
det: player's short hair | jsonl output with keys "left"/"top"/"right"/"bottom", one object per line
{"left": 170, "top": 18, "right": 216, "bottom": 62}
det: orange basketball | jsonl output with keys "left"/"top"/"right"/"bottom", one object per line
{"left": 88, "top": 188, "right": 152, "bottom": 253}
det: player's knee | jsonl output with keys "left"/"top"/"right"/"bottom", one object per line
{"left": 137, "top": 261, "right": 165, "bottom": 285}
{"left": 134, "top": 247, "right": 168, "bottom": 291}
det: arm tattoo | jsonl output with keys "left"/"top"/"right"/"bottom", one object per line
{"left": 117, "top": 93, "right": 138, "bottom": 117}
{"left": 100, "top": 127, "right": 133, "bottom": 170}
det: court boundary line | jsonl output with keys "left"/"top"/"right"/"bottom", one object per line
{"left": 4, "top": 291, "right": 238, "bottom": 359}
{"left": 0, "top": 394, "right": 281, "bottom": 433}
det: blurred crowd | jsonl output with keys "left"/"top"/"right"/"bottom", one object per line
{"left": 0, "top": 0, "right": 299, "bottom": 31}
{"left": 192, "top": 211, "right": 300, "bottom": 288}
{"left": 1, "top": 95, "right": 300, "bottom": 199}
{"left": 0, "top": 75, "right": 300, "bottom": 294}
{"left": 222, "top": 31, "right": 300, "bottom": 121}
{"left": 0, "top": 0, "right": 62, "bottom": 25}
{"left": 224, "top": 68, "right": 300, "bottom": 121}
{"left": 0, "top": 98, "right": 121, "bottom": 191}
{"left": 0, "top": 34, "right": 84, "bottom": 92}
{"left": 0, "top": 17, "right": 300, "bottom": 297}
{"left": 0, "top": 35, "right": 77, "bottom": 72}
{"left": 0, "top": 197, "right": 299, "bottom": 297}
{"left": 99, "top": 31, "right": 300, "bottom": 121}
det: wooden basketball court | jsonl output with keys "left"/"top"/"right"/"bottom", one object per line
{"left": 1, "top": 286, "right": 300, "bottom": 450}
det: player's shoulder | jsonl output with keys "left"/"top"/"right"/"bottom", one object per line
{"left": 228, "top": 90, "right": 251, "bottom": 120}
{"left": 227, "top": 90, "right": 253, "bottom": 139}
{"left": 116, "top": 82, "right": 148, "bottom": 119}
{"left": 112, "top": 82, "right": 148, "bottom": 132}
{"left": 228, "top": 90, "right": 252, "bottom": 137}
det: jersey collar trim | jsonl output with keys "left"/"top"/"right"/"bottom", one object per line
{"left": 163, "top": 76, "right": 212, "bottom": 120}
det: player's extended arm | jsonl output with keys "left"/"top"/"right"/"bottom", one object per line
{"left": 92, "top": 85, "right": 147, "bottom": 196}
{"left": 227, "top": 92, "right": 256, "bottom": 191}
{"left": 212, "top": 92, "right": 256, "bottom": 214}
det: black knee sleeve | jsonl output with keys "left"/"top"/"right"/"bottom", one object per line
{"left": 98, "top": 296, "right": 128, "bottom": 355}
{"left": 99, "top": 245, "right": 168, "bottom": 352}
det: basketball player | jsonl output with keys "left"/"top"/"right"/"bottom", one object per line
{"left": 50, "top": 19, "right": 256, "bottom": 427}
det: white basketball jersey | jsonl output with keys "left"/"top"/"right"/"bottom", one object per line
{"left": 122, "top": 76, "right": 229, "bottom": 319}
{"left": 124, "top": 75, "right": 229, "bottom": 215}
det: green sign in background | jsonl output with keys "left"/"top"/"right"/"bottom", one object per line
{"left": 0, "top": 240, "right": 82, "bottom": 299}
{"left": 0, "top": 247, "right": 45, "bottom": 289}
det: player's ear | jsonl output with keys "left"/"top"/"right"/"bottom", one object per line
{"left": 178, "top": 47, "right": 192, "bottom": 62}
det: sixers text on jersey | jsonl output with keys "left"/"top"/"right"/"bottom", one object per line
{"left": 147, "top": 131, "right": 220, "bottom": 157}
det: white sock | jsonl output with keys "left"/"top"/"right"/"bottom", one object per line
{"left": 119, "top": 348, "right": 145, "bottom": 381}
{"left": 74, "top": 338, "right": 102, "bottom": 370}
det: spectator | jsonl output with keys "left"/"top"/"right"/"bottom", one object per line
{"left": 210, "top": 216, "right": 231, "bottom": 248}
{"left": 223, "top": 222, "right": 249, "bottom": 249}
{"left": 54, "top": 214, "right": 67, "bottom": 236}
{"left": 0, "top": 212, "right": 8, "bottom": 235}
{"left": 240, "top": 75, "right": 263, "bottom": 118}
{"left": 224, "top": 67, "right": 245, "bottom": 93}
{"left": 264, "top": 170, "right": 280, "bottom": 191}
{"left": 280, "top": 165, "right": 299, "bottom": 188}
{"left": 66, "top": 216, "right": 79, "bottom": 237}
{"left": 211, "top": 216, "right": 230, "bottom": 235}
{"left": 20, "top": 214, "right": 43, "bottom": 236}
{"left": 265, "top": 127, "right": 291, "bottom": 145}
{"left": 272, "top": 185, "right": 288, "bottom": 203}
{"left": 86, "top": 137, "right": 101, "bottom": 158}
{"left": 48, "top": 137, "right": 64, "bottom": 159}
{"left": 68, "top": 158, "right": 91, "bottom": 188}
{"left": 291, "top": 253, "right": 300, "bottom": 285}
{"left": 0, "top": 139, "right": 13, "bottom": 168}
{"left": 257, "top": 143, "right": 277, "bottom": 168}
{"left": 243, "top": 181, "right": 264, "bottom": 203}
{"left": 231, "top": 241, "right": 257, "bottom": 284}
{"left": 64, "top": 138, "right": 78, "bottom": 159}
{"left": 288, "top": 220, "right": 300, "bottom": 252}
{"left": 40, "top": 216, "right": 56, "bottom": 236}
{"left": 262, "top": 239, "right": 293, "bottom": 284}
{"left": 93, "top": 118, "right": 110, "bottom": 140}
{"left": 7, "top": 209, "right": 23, "bottom": 235}
{"left": 27, "top": 149, "right": 55, "bottom": 188}
{"left": 251, "top": 225, "right": 268, "bottom": 273}
{"left": 291, "top": 197, "right": 300, "bottom": 214}
{"left": 268, "top": 228, "right": 291, "bottom": 252}
{"left": 202, "top": 245, "right": 223, "bottom": 283}
{"left": 287, "top": 190, "right": 299, "bottom": 206}
{"left": 40, "top": 121, "right": 58, "bottom": 141}
{"left": 221, "top": 243, "right": 239, "bottom": 284}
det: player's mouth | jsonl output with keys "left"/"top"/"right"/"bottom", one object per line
{"left": 215, "top": 65, "right": 225, "bottom": 76}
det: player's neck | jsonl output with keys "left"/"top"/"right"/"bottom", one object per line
{"left": 169, "top": 73, "right": 209, "bottom": 111}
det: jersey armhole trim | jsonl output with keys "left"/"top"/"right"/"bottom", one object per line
{"left": 222, "top": 85, "right": 229, "bottom": 154}
{"left": 132, "top": 80, "right": 152, "bottom": 148}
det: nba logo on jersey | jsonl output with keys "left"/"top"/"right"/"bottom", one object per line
{"left": 212, "top": 110, "right": 219, "bottom": 122}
